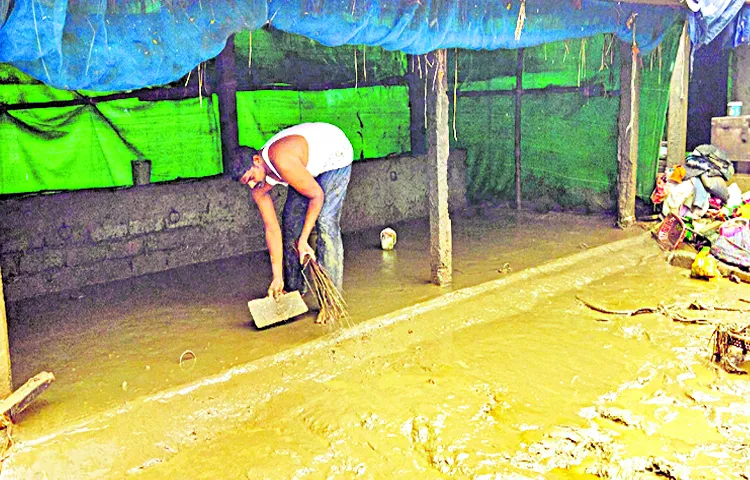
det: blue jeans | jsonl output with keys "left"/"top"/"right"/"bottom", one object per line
{"left": 282, "top": 165, "right": 351, "bottom": 293}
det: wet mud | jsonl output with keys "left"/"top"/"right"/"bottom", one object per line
{"left": 5, "top": 210, "right": 750, "bottom": 478}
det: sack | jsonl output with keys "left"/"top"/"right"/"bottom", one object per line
{"left": 711, "top": 218, "right": 750, "bottom": 269}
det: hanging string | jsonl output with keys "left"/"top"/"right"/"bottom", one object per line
{"left": 248, "top": 31, "right": 253, "bottom": 78}
{"left": 578, "top": 38, "right": 587, "bottom": 87}
{"left": 514, "top": 0, "right": 526, "bottom": 41}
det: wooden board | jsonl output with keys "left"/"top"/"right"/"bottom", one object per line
{"left": 0, "top": 371, "right": 55, "bottom": 421}
{"left": 248, "top": 291, "right": 308, "bottom": 329}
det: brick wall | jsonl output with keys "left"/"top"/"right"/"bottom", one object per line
{"left": 0, "top": 151, "right": 467, "bottom": 301}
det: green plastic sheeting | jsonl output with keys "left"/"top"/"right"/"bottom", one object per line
{"left": 237, "top": 86, "right": 410, "bottom": 160}
{"left": 234, "top": 28, "right": 407, "bottom": 90}
{"left": 0, "top": 106, "right": 136, "bottom": 194}
{"left": 0, "top": 96, "right": 222, "bottom": 195}
{"left": 637, "top": 21, "right": 682, "bottom": 198}
{"left": 452, "top": 23, "right": 681, "bottom": 206}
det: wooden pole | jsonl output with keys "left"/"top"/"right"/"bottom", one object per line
{"left": 731, "top": 43, "right": 750, "bottom": 112}
{"left": 0, "top": 267, "right": 12, "bottom": 397}
{"left": 407, "top": 55, "right": 427, "bottom": 156}
{"left": 515, "top": 48, "right": 524, "bottom": 209}
{"left": 667, "top": 22, "right": 690, "bottom": 167}
{"left": 425, "top": 50, "right": 452, "bottom": 286}
{"left": 617, "top": 40, "right": 641, "bottom": 228}
{"left": 215, "top": 35, "right": 240, "bottom": 174}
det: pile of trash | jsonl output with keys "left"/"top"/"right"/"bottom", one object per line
{"left": 651, "top": 145, "right": 750, "bottom": 280}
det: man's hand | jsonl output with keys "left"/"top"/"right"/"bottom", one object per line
{"left": 298, "top": 240, "right": 316, "bottom": 265}
{"left": 268, "top": 276, "right": 284, "bottom": 299}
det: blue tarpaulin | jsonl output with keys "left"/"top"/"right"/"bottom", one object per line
{"left": 0, "top": 0, "right": 682, "bottom": 92}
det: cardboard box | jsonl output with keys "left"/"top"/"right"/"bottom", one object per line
{"left": 711, "top": 115, "right": 750, "bottom": 169}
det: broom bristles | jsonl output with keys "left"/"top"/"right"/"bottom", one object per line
{"left": 302, "top": 258, "right": 352, "bottom": 329}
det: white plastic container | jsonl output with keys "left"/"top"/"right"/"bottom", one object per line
{"left": 727, "top": 101, "right": 743, "bottom": 117}
{"left": 380, "top": 228, "right": 397, "bottom": 250}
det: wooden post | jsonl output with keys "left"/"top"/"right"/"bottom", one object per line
{"left": 731, "top": 43, "right": 750, "bottom": 112}
{"left": 0, "top": 267, "right": 12, "bottom": 397}
{"left": 425, "top": 50, "right": 452, "bottom": 286}
{"left": 667, "top": 22, "right": 690, "bottom": 167}
{"left": 407, "top": 55, "right": 427, "bottom": 156}
{"left": 617, "top": 40, "right": 640, "bottom": 228}
{"left": 215, "top": 35, "right": 240, "bottom": 174}
{"left": 514, "top": 48, "right": 524, "bottom": 209}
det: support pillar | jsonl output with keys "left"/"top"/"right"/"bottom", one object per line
{"left": 617, "top": 40, "right": 641, "bottom": 228}
{"left": 731, "top": 43, "right": 750, "bottom": 110}
{"left": 425, "top": 50, "right": 452, "bottom": 286}
{"left": 407, "top": 55, "right": 427, "bottom": 156}
{"left": 215, "top": 35, "right": 240, "bottom": 174}
{"left": 0, "top": 268, "right": 12, "bottom": 397}
{"left": 667, "top": 22, "right": 690, "bottom": 167}
{"left": 514, "top": 48, "right": 524, "bottom": 209}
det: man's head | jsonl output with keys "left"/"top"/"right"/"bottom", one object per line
{"left": 231, "top": 146, "right": 267, "bottom": 189}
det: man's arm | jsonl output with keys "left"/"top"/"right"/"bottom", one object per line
{"left": 251, "top": 183, "right": 284, "bottom": 296}
{"left": 269, "top": 140, "right": 324, "bottom": 261}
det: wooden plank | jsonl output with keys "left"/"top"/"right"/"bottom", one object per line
{"left": 617, "top": 40, "right": 641, "bottom": 228}
{"left": 248, "top": 291, "right": 308, "bottom": 329}
{"left": 426, "top": 50, "right": 453, "bottom": 287}
{"left": 0, "top": 267, "right": 10, "bottom": 397}
{"left": 0, "top": 372, "right": 54, "bottom": 421}
{"left": 514, "top": 48, "right": 524, "bottom": 210}
{"left": 667, "top": 22, "right": 690, "bottom": 167}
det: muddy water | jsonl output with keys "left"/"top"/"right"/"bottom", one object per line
{"left": 7, "top": 209, "right": 635, "bottom": 436}
{"left": 6, "top": 228, "right": 750, "bottom": 478}
{"left": 138, "top": 244, "right": 750, "bottom": 479}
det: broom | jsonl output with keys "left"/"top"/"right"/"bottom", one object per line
{"left": 302, "top": 257, "right": 352, "bottom": 329}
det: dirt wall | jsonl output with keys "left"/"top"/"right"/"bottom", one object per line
{"left": 0, "top": 151, "right": 467, "bottom": 301}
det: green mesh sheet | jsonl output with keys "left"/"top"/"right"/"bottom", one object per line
{"left": 637, "top": 20, "right": 682, "bottom": 198}
{"left": 452, "top": 24, "right": 681, "bottom": 205}
{"left": 237, "top": 86, "right": 410, "bottom": 160}
{"left": 0, "top": 96, "right": 222, "bottom": 194}
{"left": 234, "top": 28, "right": 407, "bottom": 89}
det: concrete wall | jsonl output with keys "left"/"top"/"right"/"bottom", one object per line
{"left": 0, "top": 151, "right": 467, "bottom": 302}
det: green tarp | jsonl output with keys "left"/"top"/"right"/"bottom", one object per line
{"left": 0, "top": 96, "right": 223, "bottom": 195}
{"left": 237, "top": 87, "right": 410, "bottom": 159}
{"left": 453, "top": 21, "right": 681, "bottom": 206}
{"left": 1, "top": 24, "right": 680, "bottom": 209}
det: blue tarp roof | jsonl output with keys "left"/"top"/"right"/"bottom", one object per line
{"left": 0, "top": 0, "right": 686, "bottom": 92}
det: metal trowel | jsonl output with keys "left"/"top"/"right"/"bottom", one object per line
{"left": 247, "top": 291, "right": 309, "bottom": 328}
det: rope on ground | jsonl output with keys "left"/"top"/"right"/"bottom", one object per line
{"left": 0, "top": 414, "right": 13, "bottom": 468}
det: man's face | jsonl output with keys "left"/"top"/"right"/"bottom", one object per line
{"left": 239, "top": 155, "right": 267, "bottom": 189}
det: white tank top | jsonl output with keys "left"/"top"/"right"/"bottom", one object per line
{"left": 260, "top": 123, "right": 354, "bottom": 187}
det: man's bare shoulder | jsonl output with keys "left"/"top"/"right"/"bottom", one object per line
{"left": 268, "top": 134, "right": 307, "bottom": 157}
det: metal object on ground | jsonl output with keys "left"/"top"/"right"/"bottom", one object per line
{"left": 131, "top": 160, "right": 152, "bottom": 186}
{"left": 248, "top": 291, "right": 308, "bottom": 329}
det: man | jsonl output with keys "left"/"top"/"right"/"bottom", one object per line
{"left": 232, "top": 122, "right": 353, "bottom": 307}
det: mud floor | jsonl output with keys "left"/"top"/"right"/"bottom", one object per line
{"left": 7, "top": 210, "right": 750, "bottom": 478}
{"left": 5, "top": 209, "right": 635, "bottom": 435}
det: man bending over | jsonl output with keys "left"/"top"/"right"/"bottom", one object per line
{"left": 232, "top": 122, "right": 353, "bottom": 313}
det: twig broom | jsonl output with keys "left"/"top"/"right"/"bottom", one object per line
{"left": 302, "top": 258, "right": 352, "bottom": 329}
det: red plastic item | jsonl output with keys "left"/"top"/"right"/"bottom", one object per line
{"left": 656, "top": 214, "right": 686, "bottom": 251}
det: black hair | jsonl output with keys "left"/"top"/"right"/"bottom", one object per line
{"left": 230, "top": 146, "right": 258, "bottom": 181}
